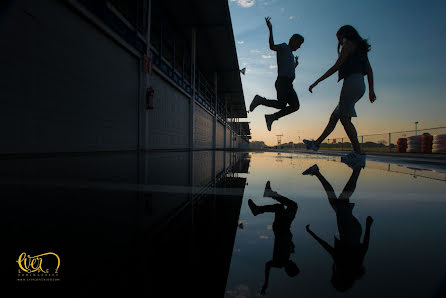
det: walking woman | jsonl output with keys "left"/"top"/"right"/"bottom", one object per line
{"left": 304, "top": 25, "right": 376, "bottom": 168}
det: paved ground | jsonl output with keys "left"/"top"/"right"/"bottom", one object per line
{"left": 277, "top": 149, "right": 446, "bottom": 172}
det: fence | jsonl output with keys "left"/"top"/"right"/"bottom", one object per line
{"left": 320, "top": 126, "right": 446, "bottom": 153}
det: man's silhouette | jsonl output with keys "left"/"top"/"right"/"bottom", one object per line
{"left": 248, "top": 181, "right": 299, "bottom": 295}
{"left": 249, "top": 17, "right": 304, "bottom": 131}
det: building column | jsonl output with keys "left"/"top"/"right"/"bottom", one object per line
{"left": 223, "top": 97, "right": 227, "bottom": 170}
{"left": 230, "top": 106, "right": 233, "bottom": 149}
{"left": 140, "top": 0, "right": 153, "bottom": 152}
{"left": 189, "top": 27, "right": 197, "bottom": 188}
{"left": 213, "top": 72, "right": 217, "bottom": 150}
{"left": 141, "top": 1, "right": 152, "bottom": 295}
{"left": 190, "top": 27, "right": 197, "bottom": 151}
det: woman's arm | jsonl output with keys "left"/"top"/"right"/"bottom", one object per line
{"left": 367, "top": 58, "right": 376, "bottom": 102}
{"left": 309, "top": 41, "right": 354, "bottom": 93}
{"left": 306, "top": 225, "right": 335, "bottom": 257}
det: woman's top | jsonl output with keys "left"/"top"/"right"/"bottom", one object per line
{"left": 338, "top": 40, "right": 369, "bottom": 81}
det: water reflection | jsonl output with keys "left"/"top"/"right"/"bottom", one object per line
{"left": 247, "top": 181, "right": 299, "bottom": 295}
{"left": 4, "top": 151, "right": 446, "bottom": 297}
{"left": 2, "top": 151, "right": 249, "bottom": 297}
{"left": 303, "top": 164, "right": 373, "bottom": 292}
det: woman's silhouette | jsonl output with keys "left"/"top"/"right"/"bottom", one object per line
{"left": 302, "top": 164, "right": 373, "bottom": 291}
{"left": 248, "top": 181, "right": 299, "bottom": 295}
{"left": 304, "top": 25, "right": 376, "bottom": 168}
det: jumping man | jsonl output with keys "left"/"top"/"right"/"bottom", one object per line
{"left": 250, "top": 17, "right": 304, "bottom": 131}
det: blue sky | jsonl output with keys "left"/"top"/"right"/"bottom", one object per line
{"left": 228, "top": 0, "right": 446, "bottom": 146}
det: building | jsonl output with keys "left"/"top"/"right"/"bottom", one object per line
{"left": 1, "top": 1, "right": 252, "bottom": 295}
{"left": 0, "top": 0, "right": 249, "bottom": 154}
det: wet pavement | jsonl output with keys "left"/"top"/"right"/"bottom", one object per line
{"left": 3, "top": 151, "right": 446, "bottom": 297}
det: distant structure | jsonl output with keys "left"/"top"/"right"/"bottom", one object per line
{"left": 0, "top": 0, "right": 250, "bottom": 154}
{"left": 276, "top": 134, "right": 284, "bottom": 147}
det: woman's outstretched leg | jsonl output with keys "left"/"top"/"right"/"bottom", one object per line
{"left": 303, "top": 113, "right": 339, "bottom": 151}
{"left": 304, "top": 114, "right": 339, "bottom": 151}
{"left": 313, "top": 171, "right": 338, "bottom": 209}
{"left": 315, "top": 114, "right": 340, "bottom": 146}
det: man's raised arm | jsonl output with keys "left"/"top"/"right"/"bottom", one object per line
{"left": 266, "top": 17, "right": 280, "bottom": 51}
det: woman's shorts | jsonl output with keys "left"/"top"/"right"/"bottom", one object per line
{"left": 332, "top": 73, "right": 365, "bottom": 118}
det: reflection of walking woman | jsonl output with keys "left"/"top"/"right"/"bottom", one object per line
{"left": 302, "top": 164, "right": 373, "bottom": 291}
{"left": 304, "top": 25, "right": 376, "bottom": 168}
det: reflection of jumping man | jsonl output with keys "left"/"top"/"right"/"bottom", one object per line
{"left": 249, "top": 17, "right": 304, "bottom": 131}
{"left": 302, "top": 164, "right": 373, "bottom": 292}
{"left": 248, "top": 181, "right": 299, "bottom": 295}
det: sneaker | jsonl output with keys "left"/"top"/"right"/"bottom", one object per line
{"left": 302, "top": 164, "right": 320, "bottom": 176}
{"left": 341, "top": 151, "right": 356, "bottom": 163}
{"left": 265, "top": 114, "right": 275, "bottom": 131}
{"left": 341, "top": 151, "right": 357, "bottom": 161}
{"left": 356, "top": 153, "right": 366, "bottom": 168}
{"left": 250, "top": 95, "right": 264, "bottom": 112}
{"left": 341, "top": 151, "right": 366, "bottom": 169}
{"left": 303, "top": 139, "right": 319, "bottom": 152}
{"left": 248, "top": 199, "right": 261, "bottom": 216}
{"left": 263, "top": 181, "right": 275, "bottom": 197}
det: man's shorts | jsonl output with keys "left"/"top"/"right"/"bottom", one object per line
{"left": 275, "top": 76, "right": 299, "bottom": 108}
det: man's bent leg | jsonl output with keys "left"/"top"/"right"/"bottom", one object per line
{"left": 273, "top": 104, "right": 299, "bottom": 120}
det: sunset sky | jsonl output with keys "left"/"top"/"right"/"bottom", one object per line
{"left": 228, "top": 0, "right": 446, "bottom": 146}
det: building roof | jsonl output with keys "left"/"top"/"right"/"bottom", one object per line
{"left": 160, "top": 0, "right": 247, "bottom": 118}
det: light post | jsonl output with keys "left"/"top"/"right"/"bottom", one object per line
{"left": 415, "top": 121, "right": 419, "bottom": 136}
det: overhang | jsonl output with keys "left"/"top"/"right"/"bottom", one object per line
{"left": 158, "top": 0, "right": 247, "bottom": 118}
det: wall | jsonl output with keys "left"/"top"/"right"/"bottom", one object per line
{"left": 0, "top": 0, "right": 139, "bottom": 153}
{"left": 216, "top": 121, "right": 225, "bottom": 149}
{"left": 146, "top": 72, "right": 190, "bottom": 149}
{"left": 193, "top": 103, "right": 213, "bottom": 149}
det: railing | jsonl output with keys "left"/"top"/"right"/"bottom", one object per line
{"left": 150, "top": 11, "right": 227, "bottom": 124}
{"left": 321, "top": 126, "right": 446, "bottom": 153}
{"left": 195, "top": 70, "right": 216, "bottom": 115}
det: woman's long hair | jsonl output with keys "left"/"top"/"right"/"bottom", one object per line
{"left": 337, "top": 25, "right": 371, "bottom": 54}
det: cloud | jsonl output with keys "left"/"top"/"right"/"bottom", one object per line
{"left": 262, "top": 55, "right": 272, "bottom": 59}
{"left": 237, "top": 40, "right": 245, "bottom": 44}
{"left": 269, "top": 65, "right": 277, "bottom": 69}
{"left": 234, "top": 0, "right": 255, "bottom": 8}
{"left": 250, "top": 49, "right": 260, "bottom": 53}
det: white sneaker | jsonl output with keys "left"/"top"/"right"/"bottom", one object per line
{"left": 341, "top": 151, "right": 366, "bottom": 169}
{"left": 303, "top": 139, "right": 319, "bottom": 152}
